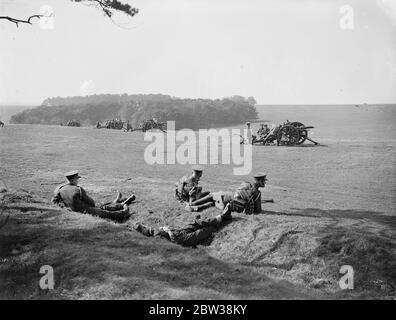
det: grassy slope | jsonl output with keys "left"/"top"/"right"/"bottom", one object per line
{"left": 1, "top": 185, "right": 395, "bottom": 300}
{"left": 0, "top": 119, "right": 395, "bottom": 299}
{"left": 0, "top": 189, "right": 319, "bottom": 300}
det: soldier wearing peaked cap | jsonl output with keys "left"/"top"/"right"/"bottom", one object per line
{"left": 184, "top": 172, "right": 269, "bottom": 214}
{"left": 257, "top": 124, "right": 269, "bottom": 139}
{"left": 51, "top": 170, "right": 136, "bottom": 222}
{"left": 209, "top": 173, "right": 268, "bottom": 215}
{"left": 175, "top": 166, "right": 214, "bottom": 212}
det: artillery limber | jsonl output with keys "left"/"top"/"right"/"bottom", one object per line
{"left": 133, "top": 119, "right": 166, "bottom": 132}
{"left": 96, "top": 119, "right": 126, "bottom": 130}
{"left": 95, "top": 118, "right": 166, "bottom": 132}
{"left": 66, "top": 120, "right": 81, "bottom": 127}
{"left": 243, "top": 121, "right": 319, "bottom": 146}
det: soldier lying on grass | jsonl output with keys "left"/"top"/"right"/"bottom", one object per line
{"left": 133, "top": 203, "right": 233, "bottom": 247}
{"left": 52, "top": 170, "right": 135, "bottom": 222}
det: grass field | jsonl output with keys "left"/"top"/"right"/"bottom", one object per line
{"left": 0, "top": 105, "right": 395, "bottom": 299}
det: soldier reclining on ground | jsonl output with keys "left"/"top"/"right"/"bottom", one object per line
{"left": 52, "top": 170, "right": 135, "bottom": 222}
{"left": 133, "top": 203, "right": 233, "bottom": 247}
{"left": 186, "top": 173, "right": 268, "bottom": 214}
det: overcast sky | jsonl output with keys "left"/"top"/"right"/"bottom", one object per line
{"left": 0, "top": 0, "right": 395, "bottom": 105}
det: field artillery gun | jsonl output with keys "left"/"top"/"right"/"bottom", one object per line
{"left": 0, "top": 120, "right": 4, "bottom": 127}
{"left": 66, "top": 120, "right": 81, "bottom": 127}
{"left": 243, "top": 121, "right": 319, "bottom": 146}
{"left": 132, "top": 119, "right": 166, "bottom": 133}
{"left": 96, "top": 119, "right": 126, "bottom": 130}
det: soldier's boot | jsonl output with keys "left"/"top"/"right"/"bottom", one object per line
{"left": 185, "top": 204, "right": 198, "bottom": 212}
{"left": 121, "top": 194, "right": 136, "bottom": 205}
{"left": 220, "top": 203, "right": 232, "bottom": 221}
{"left": 113, "top": 191, "right": 122, "bottom": 203}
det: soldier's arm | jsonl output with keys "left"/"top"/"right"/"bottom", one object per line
{"left": 51, "top": 191, "right": 62, "bottom": 205}
{"left": 79, "top": 187, "right": 96, "bottom": 207}
{"left": 177, "top": 176, "right": 187, "bottom": 195}
{"left": 254, "top": 191, "right": 262, "bottom": 213}
{"left": 51, "top": 184, "right": 64, "bottom": 205}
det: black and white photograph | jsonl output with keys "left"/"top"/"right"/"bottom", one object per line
{"left": 0, "top": 0, "right": 395, "bottom": 303}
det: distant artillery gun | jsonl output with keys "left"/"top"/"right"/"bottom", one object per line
{"left": 96, "top": 119, "right": 126, "bottom": 130}
{"left": 133, "top": 119, "right": 166, "bottom": 132}
{"left": 242, "top": 121, "right": 319, "bottom": 146}
{"left": 0, "top": 120, "right": 4, "bottom": 127}
{"left": 66, "top": 120, "right": 81, "bottom": 127}
{"left": 95, "top": 118, "right": 166, "bottom": 132}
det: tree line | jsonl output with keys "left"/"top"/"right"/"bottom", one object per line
{"left": 10, "top": 94, "right": 258, "bottom": 130}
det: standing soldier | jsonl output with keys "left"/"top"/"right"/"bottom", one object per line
{"left": 246, "top": 122, "right": 253, "bottom": 144}
{"left": 125, "top": 120, "right": 133, "bottom": 132}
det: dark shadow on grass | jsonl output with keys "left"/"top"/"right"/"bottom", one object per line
{"left": 289, "top": 208, "right": 396, "bottom": 229}
{"left": 260, "top": 210, "right": 323, "bottom": 219}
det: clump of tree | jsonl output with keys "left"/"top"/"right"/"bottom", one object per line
{"left": 10, "top": 94, "right": 258, "bottom": 130}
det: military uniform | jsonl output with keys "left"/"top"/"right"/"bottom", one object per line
{"left": 233, "top": 181, "right": 262, "bottom": 214}
{"left": 134, "top": 205, "right": 232, "bottom": 247}
{"left": 246, "top": 122, "right": 253, "bottom": 144}
{"left": 211, "top": 174, "right": 265, "bottom": 214}
{"left": 52, "top": 171, "right": 130, "bottom": 222}
{"left": 175, "top": 175, "right": 200, "bottom": 202}
{"left": 175, "top": 166, "right": 211, "bottom": 205}
{"left": 257, "top": 126, "right": 270, "bottom": 138}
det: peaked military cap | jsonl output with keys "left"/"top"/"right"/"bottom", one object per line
{"left": 253, "top": 172, "right": 267, "bottom": 180}
{"left": 192, "top": 165, "right": 204, "bottom": 172}
{"left": 64, "top": 170, "right": 81, "bottom": 179}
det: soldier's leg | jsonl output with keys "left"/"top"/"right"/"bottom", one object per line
{"left": 190, "top": 193, "right": 213, "bottom": 206}
{"left": 196, "top": 190, "right": 211, "bottom": 200}
{"left": 99, "top": 203, "right": 125, "bottom": 211}
{"left": 211, "top": 191, "right": 233, "bottom": 210}
{"left": 194, "top": 203, "right": 232, "bottom": 229}
{"left": 85, "top": 205, "right": 130, "bottom": 222}
{"left": 187, "top": 202, "right": 215, "bottom": 212}
{"left": 177, "top": 226, "right": 217, "bottom": 247}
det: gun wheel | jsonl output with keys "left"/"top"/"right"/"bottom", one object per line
{"left": 277, "top": 125, "right": 300, "bottom": 146}
{"left": 289, "top": 122, "right": 307, "bottom": 145}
